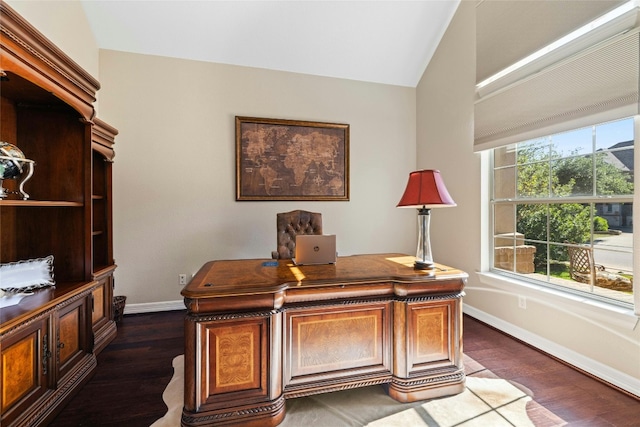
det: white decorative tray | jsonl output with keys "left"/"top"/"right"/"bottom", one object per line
{"left": 0, "top": 255, "right": 55, "bottom": 293}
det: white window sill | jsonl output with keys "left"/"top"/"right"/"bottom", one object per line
{"left": 475, "top": 271, "right": 639, "bottom": 331}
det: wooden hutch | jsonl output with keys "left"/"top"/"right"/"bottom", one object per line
{"left": 0, "top": 2, "right": 118, "bottom": 425}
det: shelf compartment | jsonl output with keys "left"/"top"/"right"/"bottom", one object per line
{"left": 1, "top": 206, "right": 87, "bottom": 282}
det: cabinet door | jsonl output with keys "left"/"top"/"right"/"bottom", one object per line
{"left": 405, "top": 298, "right": 460, "bottom": 374}
{"left": 55, "top": 297, "right": 91, "bottom": 381}
{"left": 195, "top": 316, "right": 271, "bottom": 411}
{"left": 91, "top": 271, "right": 117, "bottom": 354}
{"left": 91, "top": 277, "right": 109, "bottom": 327}
{"left": 0, "top": 317, "right": 51, "bottom": 426}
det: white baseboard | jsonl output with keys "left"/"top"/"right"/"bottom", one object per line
{"left": 464, "top": 305, "right": 640, "bottom": 398}
{"left": 124, "top": 300, "right": 184, "bottom": 315}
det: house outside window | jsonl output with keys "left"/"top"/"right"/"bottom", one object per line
{"left": 491, "top": 117, "right": 634, "bottom": 306}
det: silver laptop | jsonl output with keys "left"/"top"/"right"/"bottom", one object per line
{"left": 293, "top": 235, "right": 337, "bottom": 265}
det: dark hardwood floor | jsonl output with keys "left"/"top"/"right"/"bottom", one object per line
{"left": 50, "top": 310, "right": 185, "bottom": 427}
{"left": 49, "top": 311, "right": 639, "bottom": 427}
{"left": 463, "top": 318, "right": 640, "bottom": 426}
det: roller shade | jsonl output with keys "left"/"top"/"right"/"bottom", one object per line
{"left": 474, "top": 29, "right": 639, "bottom": 151}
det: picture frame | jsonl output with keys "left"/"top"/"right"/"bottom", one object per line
{"left": 236, "top": 116, "right": 349, "bottom": 201}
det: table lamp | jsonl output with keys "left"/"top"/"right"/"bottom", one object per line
{"left": 397, "top": 170, "right": 456, "bottom": 270}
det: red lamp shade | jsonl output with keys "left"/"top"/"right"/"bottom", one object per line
{"left": 397, "top": 170, "right": 456, "bottom": 208}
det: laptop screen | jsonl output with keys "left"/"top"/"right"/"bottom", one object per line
{"left": 293, "top": 235, "right": 337, "bottom": 265}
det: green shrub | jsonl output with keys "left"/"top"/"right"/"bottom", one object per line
{"left": 593, "top": 216, "right": 609, "bottom": 232}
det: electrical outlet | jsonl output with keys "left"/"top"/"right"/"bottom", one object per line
{"left": 179, "top": 274, "right": 187, "bottom": 286}
{"left": 518, "top": 295, "right": 527, "bottom": 309}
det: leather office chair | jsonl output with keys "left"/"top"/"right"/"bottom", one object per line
{"left": 271, "top": 210, "right": 323, "bottom": 259}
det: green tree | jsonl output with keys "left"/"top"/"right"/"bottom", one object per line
{"left": 514, "top": 142, "right": 624, "bottom": 268}
{"left": 554, "top": 152, "right": 633, "bottom": 196}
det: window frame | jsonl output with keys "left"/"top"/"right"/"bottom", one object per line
{"left": 488, "top": 117, "right": 636, "bottom": 312}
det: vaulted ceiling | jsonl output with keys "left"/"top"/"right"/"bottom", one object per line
{"left": 81, "top": 0, "right": 460, "bottom": 87}
{"left": 80, "top": 0, "right": 627, "bottom": 88}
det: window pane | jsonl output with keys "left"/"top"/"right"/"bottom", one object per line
{"left": 593, "top": 209, "right": 633, "bottom": 303}
{"left": 517, "top": 161, "right": 550, "bottom": 198}
{"left": 516, "top": 203, "right": 548, "bottom": 245}
{"left": 494, "top": 204, "right": 515, "bottom": 236}
{"left": 494, "top": 144, "right": 517, "bottom": 168}
{"left": 494, "top": 166, "right": 516, "bottom": 199}
{"left": 593, "top": 234, "right": 633, "bottom": 275}
{"left": 594, "top": 148, "right": 634, "bottom": 196}
{"left": 551, "top": 126, "right": 592, "bottom": 158}
{"left": 595, "top": 118, "right": 634, "bottom": 151}
{"left": 595, "top": 202, "right": 633, "bottom": 230}
{"left": 525, "top": 240, "right": 547, "bottom": 274}
{"left": 517, "top": 139, "right": 552, "bottom": 198}
{"left": 517, "top": 138, "right": 550, "bottom": 164}
{"left": 551, "top": 155, "right": 593, "bottom": 197}
{"left": 547, "top": 202, "right": 592, "bottom": 246}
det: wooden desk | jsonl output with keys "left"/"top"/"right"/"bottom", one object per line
{"left": 181, "top": 254, "right": 467, "bottom": 427}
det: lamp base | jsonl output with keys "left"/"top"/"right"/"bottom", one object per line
{"left": 414, "top": 260, "right": 434, "bottom": 270}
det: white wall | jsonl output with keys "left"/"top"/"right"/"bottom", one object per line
{"left": 97, "top": 50, "right": 418, "bottom": 306}
{"left": 416, "top": 1, "right": 477, "bottom": 273}
{"left": 417, "top": 1, "right": 640, "bottom": 395}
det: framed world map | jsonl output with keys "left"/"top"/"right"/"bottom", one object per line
{"left": 236, "top": 116, "right": 350, "bottom": 201}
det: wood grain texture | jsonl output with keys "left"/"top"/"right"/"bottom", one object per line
{"left": 2, "top": 334, "right": 37, "bottom": 410}
{"left": 286, "top": 304, "right": 388, "bottom": 382}
{"left": 214, "top": 329, "right": 256, "bottom": 389}
{"left": 183, "top": 254, "right": 467, "bottom": 303}
{"left": 58, "top": 308, "right": 79, "bottom": 364}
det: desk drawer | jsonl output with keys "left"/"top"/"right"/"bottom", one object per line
{"left": 284, "top": 282, "right": 394, "bottom": 304}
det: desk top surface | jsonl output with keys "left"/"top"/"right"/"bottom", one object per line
{"left": 181, "top": 253, "right": 467, "bottom": 299}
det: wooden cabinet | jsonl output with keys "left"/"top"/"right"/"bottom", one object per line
{"left": 0, "top": 285, "right": 100, "bottom": 426}
{"left": 0, "top": 2, "right": 118, "bottom": 425}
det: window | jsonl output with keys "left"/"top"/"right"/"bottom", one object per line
{"left": 491, "top": 117, "right": 634, "bottom": 306}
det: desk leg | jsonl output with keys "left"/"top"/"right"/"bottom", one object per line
{"left": 388, "top": 294, "right": 465, "bottom": 402}
{"left": 182, "top": 311, "right": 284, "bottom": 427}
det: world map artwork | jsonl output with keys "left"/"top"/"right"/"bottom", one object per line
{"left": 237, "top": 119, "right": 349, "bottom": 200}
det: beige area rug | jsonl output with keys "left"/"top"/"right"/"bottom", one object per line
{"left": 151, "top": 355, "right": 563, "bottom": 427}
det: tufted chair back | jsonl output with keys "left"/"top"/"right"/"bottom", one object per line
{"left": 271, "top": 210, "right": 323, "bottom": 259}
